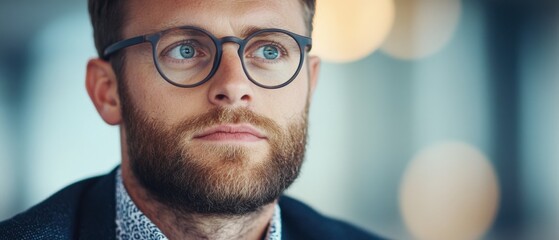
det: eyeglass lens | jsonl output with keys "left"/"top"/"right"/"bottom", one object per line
{"left": 155, "top": 28, "right": 302, "bottom": 88}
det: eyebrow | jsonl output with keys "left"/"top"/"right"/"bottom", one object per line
{"left": 239, "top": 26, "right": 271, "bottom": 38}
{"left": 238, "top": 20, "right": 293, "bottom": 37}
{"left": 147, "top": 21, "right": 293, "bottom": 39}
{"left": 146, "top": 20, "right": 186, "bottom": 34}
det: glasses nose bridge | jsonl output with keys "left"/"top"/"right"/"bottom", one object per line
{"left": 212, "top": 36, "right": 249, "bottom": 81}
{"left": 215, "top": 36, "right": 246, "bottom": 77}
{"left": 219, "top": 36, "right": 245, "bottom": 56}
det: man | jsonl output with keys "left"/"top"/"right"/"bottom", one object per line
{"left": 0, "top": 0, "right": 383, "bottom": 239}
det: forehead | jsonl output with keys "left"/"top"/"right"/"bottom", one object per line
{"left": 123, "top": 0, "right": 307, "bottom": 38}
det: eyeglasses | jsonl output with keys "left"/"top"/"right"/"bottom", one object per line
{"left": 103, "top": 26, "right": 312, "bottom": 89}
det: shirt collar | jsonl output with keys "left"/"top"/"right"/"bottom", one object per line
{"left": 115, "top": 168, "right": 282, "bottom": 240}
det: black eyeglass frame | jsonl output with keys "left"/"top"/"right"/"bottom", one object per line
{"left": 103, "top": 26, "right": 313, "bottom": 89}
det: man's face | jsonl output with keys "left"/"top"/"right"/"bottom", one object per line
{"left": 118, "top": 0, "right": 318, "bottom": 214}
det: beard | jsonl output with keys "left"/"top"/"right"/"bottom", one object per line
{"left": 120, "top": 88, "right": 308, "bottom": 216}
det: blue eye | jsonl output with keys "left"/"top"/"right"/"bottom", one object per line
{"left": 263, "top": 46, "right": 279, "bottom": 59}
{"left": 180, "top": 45, "right": 195, "bottom": 58}
{"left": 255, "top": 45, "right": 281, "bottom": 60}
{"left": 168, "top": 44, "right": 196, "bottom": 59}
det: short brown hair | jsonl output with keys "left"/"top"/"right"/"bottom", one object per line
{"left": 88, "top": 0, "right": 316, "bottom": 60}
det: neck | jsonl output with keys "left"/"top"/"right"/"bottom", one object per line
{"left": 121, "top": 166, "right": 276, "bottom": 240}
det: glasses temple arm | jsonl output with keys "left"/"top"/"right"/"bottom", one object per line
{"left": 102, "top": 36, "right": 147, "bottom": 60}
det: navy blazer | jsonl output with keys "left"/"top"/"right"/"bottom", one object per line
{"left": 0, "top": 168, "right": 384, "bottom": 239}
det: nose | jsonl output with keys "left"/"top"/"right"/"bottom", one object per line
{"left": 207, "top": 44, "right": 254, "bottom": 108}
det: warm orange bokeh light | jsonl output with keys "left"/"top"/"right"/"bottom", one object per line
{"left": 311, "top": 0, "right": 395, "bottom": 63}
{"left": 400, "top": 142, "right": 499, "bottom": 240}
{"left": 381, "top": 0, "right": 462, "bottom": 60}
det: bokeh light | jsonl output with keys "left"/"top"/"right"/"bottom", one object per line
{"left": 311, "top": 0, "right": 395, "bottom": 62}
{"left": 400, "top": 142, "right": 499, "bottom": 240}
{"left": 381, "top": 0, "right": 462, "bottom": 60}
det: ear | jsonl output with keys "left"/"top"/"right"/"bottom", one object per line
{"left": 86, "top": 58, "right": 122, "bottom": 125}
{"left": 307, "top": 55, "right": 321, "bottom": 98}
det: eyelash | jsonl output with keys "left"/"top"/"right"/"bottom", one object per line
{"left": 161, "top": 41, "right": 206, "bottom": 61}
{"left": 247, "top": 41, "right": 288, "bottom": 59}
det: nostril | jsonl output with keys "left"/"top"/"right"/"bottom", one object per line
{"left": 240, "top": 95, "right": 250, "bottom": 101}
{"left": 216, "top": 94, "right": 227, "bottom": 101}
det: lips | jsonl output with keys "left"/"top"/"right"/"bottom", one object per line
{"left": 193, "top": 124, "right": 267, "bottom": 142}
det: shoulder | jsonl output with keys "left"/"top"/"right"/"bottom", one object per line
{"left": 0, "top": 170, "right": 115, "bottom": 240}
{"left": 279, "top": 196, "right": 386, "bottom": 240}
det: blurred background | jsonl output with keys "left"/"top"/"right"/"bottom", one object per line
{"left": 1, "top": 0, "right": 558, "bottom": 239}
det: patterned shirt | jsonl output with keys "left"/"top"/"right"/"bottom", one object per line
{"left": 115, "top": 169, "right": 282, "bottom": 240}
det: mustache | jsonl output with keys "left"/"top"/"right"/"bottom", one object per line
{"left": 171, "top": 107, "right": 283, "bottom": 140}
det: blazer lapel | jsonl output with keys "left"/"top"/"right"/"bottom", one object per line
{"left": 77, "top": 167, "right": 118, "bottom": 240}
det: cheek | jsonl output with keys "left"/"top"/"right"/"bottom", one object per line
{"left": 262, "top": 77, "right": 309, "bottom": 125}
{"left": 123, "top": 57, "right": 210, "bottom": 124}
